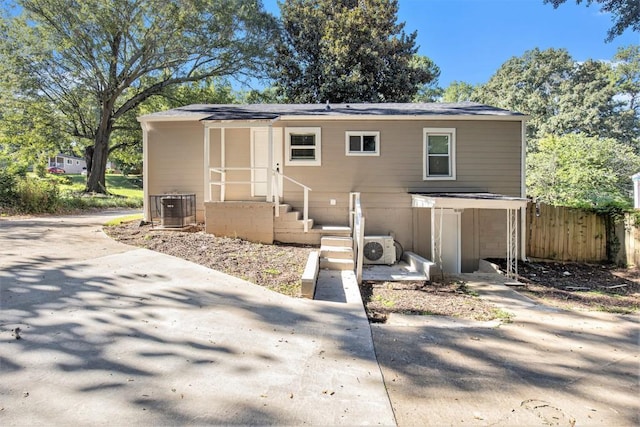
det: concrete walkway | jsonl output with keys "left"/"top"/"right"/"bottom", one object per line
{"left": 0, "top": 212, "right": 395, "bottom": 425}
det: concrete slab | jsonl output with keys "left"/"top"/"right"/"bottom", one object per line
{"left": 372, "top": 273, "right": 640, "bottom": 426}
{"left": 362, "top": 262, "right": 426, "bottom": 282}
{"left": 314, "top": 270, "right": 362, "bottom": 304}
{"left": 0, "top": 212, "right": 395, "bottom": 426}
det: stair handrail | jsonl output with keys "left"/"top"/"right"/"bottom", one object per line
{"left": 209, "top": 166, "right": 313, "bottom": 233}
{"left": 350, "top": 192, "right": 364, "bottom": 284}
{"left": 273, "top": 169, "right": 312, "bottom": 233}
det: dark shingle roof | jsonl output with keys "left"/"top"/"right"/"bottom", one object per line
{"left": 139, "top": 102, "right": 525, "bottom": 121}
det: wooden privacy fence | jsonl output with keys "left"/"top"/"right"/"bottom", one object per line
{"left": 621, "top": 215, "right": 640, "bottom": 267}
{"left": 526, "top": 202, "right": 607, "bottom": 262}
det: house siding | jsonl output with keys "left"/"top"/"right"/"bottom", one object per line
{"left": 277, "top": 119, "right": 521, "bottom": 197}
{"left": 277, "top": 119, "right": 522, "bottom": 262}
{"left": 144, "top": 112, "right": 523, "bottom": 271}
{"left": 147, "top": 121, "right": 206, "bottom": 221}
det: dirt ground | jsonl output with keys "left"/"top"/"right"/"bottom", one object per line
{"left": 487, "top": 258, "right": 640, "bottom": 314}
{"left": 105, "top": 221, "right": 639, "bottom": 321}
{"left": 104, "top": 221, "right": 312, "bottom": 296}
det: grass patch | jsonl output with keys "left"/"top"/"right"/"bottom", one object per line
{"left": 104, "top": 213, "right": 144, "bottom": 227}
{"left": 56, "top": 173, "right": 143, "bottom": 212}
{"left": 491, "top": 309, "right": 514, "bottom": 323}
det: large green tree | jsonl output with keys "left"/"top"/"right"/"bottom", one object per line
{"left": 274, "top": 0, "right": 439, "bottom": 103}
{"left": 473, "top": 48, "right": 574, "bottom": 143}
{"left": 473, "top": 47, "right": 639, "bottom": 150}
{"left": 441, "top": 81, "right": 476, "bottom": 103}
{"left": 110, "top": 79, "right": 239, "bottom": 174}
{"left": 544, "top": 0, "right": 639, "bottom": 41}
{"left": 527, "top": 134, "right": 640, "bottom": 209}
{"left": 0, "top": 0, "right": 277, "bottom": 193}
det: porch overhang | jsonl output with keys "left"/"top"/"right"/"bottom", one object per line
{"left": 411, "top": 193, "right": 528, "bottom": 210}
{"left": 411, "top": 192, "right": 529, "bottom": 279}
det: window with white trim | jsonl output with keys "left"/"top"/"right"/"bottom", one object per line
{"left": 345, "top": 131, "right": 380, "bottom": 156}
{"left": 423, "top": 128, "right": 456, "bottom": 180}
{"left": 66, "top": 158, "right": 73, "bottom": 165}
{"left": 285, "top": 127, "right": 321, "bottom": 166}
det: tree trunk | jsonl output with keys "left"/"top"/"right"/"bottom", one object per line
{"left": 85, "top": 114, "right": 112, "bottom": 194}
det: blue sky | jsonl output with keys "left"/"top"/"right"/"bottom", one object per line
{"left": 263, "top": 0, "right": 639, "bottom": 88}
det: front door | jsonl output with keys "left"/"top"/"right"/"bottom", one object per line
{"left": 433, "top": 209, "right": 461, "bottom": 274}
{"left": 251, "top": 128, "right": 283, "bottom": 197}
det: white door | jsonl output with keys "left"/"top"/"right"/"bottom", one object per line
{"left": 251, "top": 128, "right": 283, "bottom": 197}
{"left": 433, "top": 209, "right": 461, "bottom": 274}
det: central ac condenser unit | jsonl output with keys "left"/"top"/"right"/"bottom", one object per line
{"left": 363, "top": 236, "right": 396, "bottom": 265}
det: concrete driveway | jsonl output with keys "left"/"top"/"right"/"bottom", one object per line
{"left": 0, "top": 212, "right": 394, "bottom": 425}
{"left": 1, "top": 212, "right": 638, "bottom": 426}
{"left": 373, "top": 275, "right": 639, "bottom": 426}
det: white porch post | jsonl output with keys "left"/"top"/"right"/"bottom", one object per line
{"left": 520, "top": 120, "right": 528, "bottom": 261}
{"left": 266, "top": 125, "right": 273, "bottom": 202}
{"left": 204, "top": 125, "right": 211, "bottom": 202}
{"left": 220, "top": 128, "right": 226, "bottom": 202}
{"left": 141, "top": 121, "right": 150, "bottom": 221}
{"left": 506, "top": 208, "right": 519, "bottom": 280}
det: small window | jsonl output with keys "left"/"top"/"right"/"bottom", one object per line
{"left": 345, "top": 131, "right": 380, "bottom": 156}
{"left": 285, "top": 127, "right": 321, "bottom": 166}
{"left": 424, "top": 128, "right": 456, "bottom": 180}
{"left": 66, "top": 158, "right": 73, "bottom": 165}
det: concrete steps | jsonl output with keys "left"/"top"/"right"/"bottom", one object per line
{"left": 320, "top": 235, "right": 354, "bottom": 271}
{"left": 274, "top": 204, "right": 351, "bottom": 245}
{"left": 273, "top": 205, "right": 355, "bottom": 297}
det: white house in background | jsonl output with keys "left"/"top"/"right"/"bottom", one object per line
{"left": 49, "top": 154, "right": 86, "bottom": 174}
{"left": 48, "top": 154, "right": 120, "bottom": 174}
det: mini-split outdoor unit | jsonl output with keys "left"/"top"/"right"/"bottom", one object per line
{"left": 363, "top": 236, "right": 396, "bottom": 265}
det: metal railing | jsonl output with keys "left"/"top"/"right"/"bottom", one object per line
{"left": 209, "top": 166, "right": 313, "bottom": 233}
{"left": 350, "top": 192, "right": 364, "bottom": 283}
{"left": 272, "top": 170, "right": 312, "bottom": 232}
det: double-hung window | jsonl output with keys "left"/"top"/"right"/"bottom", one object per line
{"left": 345, "top": 131, "right": 380, "bottom": 156}
{"left": 423, "top": 128, "right": 456, "bottom": 180}
{"left": 285, "top": 127, "right": 321, "bottom": 166}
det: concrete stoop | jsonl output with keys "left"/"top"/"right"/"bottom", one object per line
{"left": 274, "top": 204, "right": 351, "bottom": 245}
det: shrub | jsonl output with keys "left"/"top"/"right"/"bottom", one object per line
{"left": 16, "top": 176, "right": 60, "bottom": 213}
{"left": 0, "top": 169, "right": 18, "bottom": 207}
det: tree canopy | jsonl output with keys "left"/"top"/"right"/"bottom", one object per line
{"left": 527, "top": 134, "right": 640, "bottom": 209}
{"left": 0, "top": 0, "right": 278, "bottom": 193}
{"left": 473, "top": 47, "right": 639, "bottom": 151}
{"left": 544, "top": 0, "right": 639, "bottom": 41}
{"left": 441, "top": 81, "right": 475, "bottom": 103}
{"left": 273, "top": 0, "right": 439, "bottom": 103}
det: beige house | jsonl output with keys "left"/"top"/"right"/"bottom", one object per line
{"left": 138, "top": 102, "right": 528, "bottom": 274}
